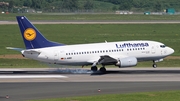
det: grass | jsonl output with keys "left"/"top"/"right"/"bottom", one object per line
{"left": 0, "top": 59, "right": 47, "bottom": 68}
{"left": 30, "top": 90, "right": 180, "bottom": 101}
{"left": 1, "top": 24, "right": 180, "bottom": 55}
{"left": 1, "top": 13, "right": 180, "bottom": 21}
{"left": 0, "top": 24, "right": 180, "bottom": 68}
{"left": 1, "top": 15, "right": 180, "bottom": 67}
{"left": 0, "top": 58, "right": 179, "bottom": 68}
{"left": 137, "top": 59, "right": 180, "bottom": 67}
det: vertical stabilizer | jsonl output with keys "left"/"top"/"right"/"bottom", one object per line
{"left": 16, "top": 16, "right": 64, "bottom": 49}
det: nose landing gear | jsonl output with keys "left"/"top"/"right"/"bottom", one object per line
{"left": 152, "top": 60, "right": 157, "bottom": 68}
{"left": 152, "top": 64, "right": 157, "bottom": 68}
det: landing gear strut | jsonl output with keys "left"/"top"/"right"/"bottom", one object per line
{"left": 152, "top": 61, "right": 157, "bottom": 68}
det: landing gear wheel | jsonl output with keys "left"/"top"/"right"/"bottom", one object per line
{"left": 91, "top": 66, "right": 98, "bottom": 72}
{"left": 99, "top": 67, "right": 106, "bottom": 73}
{"left": 153, "top": 64, "right": 157, "bottom": 68}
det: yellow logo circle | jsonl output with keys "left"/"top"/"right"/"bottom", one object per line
{"left": 24, "top": 28, "right": 36, "bottom": 41}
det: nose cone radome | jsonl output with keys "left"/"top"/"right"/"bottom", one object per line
{"left": 168, "top": 47, "right": 174, "bottom": 55}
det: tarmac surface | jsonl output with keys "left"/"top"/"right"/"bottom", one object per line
{"left": 0, "top": 68, "right": 180, "bottom": 101}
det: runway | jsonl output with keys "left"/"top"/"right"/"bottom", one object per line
{"left": 1, "top": 82, "right": 180, "bottom": 101}
{"left": 1, "top": 68, "right": 180, "bottom": 101}
{"left": 1, "top": 68, "right": 180, "bottom": 82}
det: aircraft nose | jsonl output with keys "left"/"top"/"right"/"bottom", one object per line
{"left": 168, "top": 47, "right": 174, "bottom": 55}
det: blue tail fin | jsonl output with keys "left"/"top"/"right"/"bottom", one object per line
{"left": 16, "top": 16, "right": 64, "bottom": 49}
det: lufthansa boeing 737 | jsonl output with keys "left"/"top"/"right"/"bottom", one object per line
{"left": 7, "top": 16, "right": 174, "bottom": 72}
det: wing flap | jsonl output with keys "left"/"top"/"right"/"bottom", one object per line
{"left": 98, "top": 55, "right": 117, "bottom": 65}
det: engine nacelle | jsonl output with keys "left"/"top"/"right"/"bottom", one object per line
{"left": 116, "top": 57, "right": 137, "bottom": 67}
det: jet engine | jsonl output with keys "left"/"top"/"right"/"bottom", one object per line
{"left": 116, "top": 57, "right": 137, "bottom": 67}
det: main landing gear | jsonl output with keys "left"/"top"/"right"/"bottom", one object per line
{"left": 99, "top": 67, "right": 106, "bottom": 73}
{"left": 91, "top": 66, "right": 98, "bottom": 71}
{"left": 91, "top": 66, "right": 106, "bottom": 73}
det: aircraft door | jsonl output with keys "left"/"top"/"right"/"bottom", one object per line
{"left": 54, "top": 51, "right": 59, "bottom": 61}
{"left": 151, "top": 45, "right": 156, "bottom": 54}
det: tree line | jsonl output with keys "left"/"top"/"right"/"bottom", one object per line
{"left": 0, "top": 0, "right": 180, "bottom": 13}
{"left": 98, "top": 0, "right": 180, "bottom": 11}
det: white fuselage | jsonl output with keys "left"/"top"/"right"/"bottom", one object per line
{"left": 21, "top": 40, "right": 174, "bottom": 66}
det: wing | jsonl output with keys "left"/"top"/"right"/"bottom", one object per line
{"left": 87, "top": 55, "right": 119, "bottom": 66}
{"left": 88, "top": 55, "right": 137, "bottom": 67}
{"left": 98, "top": 55, "right": 117, "bottom": 65}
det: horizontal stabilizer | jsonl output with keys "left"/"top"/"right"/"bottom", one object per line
{"left": 6, "top": 47, "right": 24, "bottom": 52}
{"left": 23, "top": 50, "right": 41, "bottom": 54}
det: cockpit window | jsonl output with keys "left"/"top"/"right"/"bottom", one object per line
{"left": 160, "top": 45, "right": 166, "bottom": 48}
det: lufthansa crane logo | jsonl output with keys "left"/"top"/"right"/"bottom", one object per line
{"left": 24, "top": 28, "right": 36, "bottom": 41}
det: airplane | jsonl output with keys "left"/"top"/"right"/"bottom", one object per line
{"left": 7, "top": 16, "right": 174, "bottom": 72}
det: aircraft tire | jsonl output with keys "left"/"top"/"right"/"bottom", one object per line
{"left": 99, "top": 67, "right": 106, "bottom": 73}
{"left": 153, "top": 64, "right": 157, "bottom": 68}
{"left": 91, "top": 66, "right": 98, "bottom": 71}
